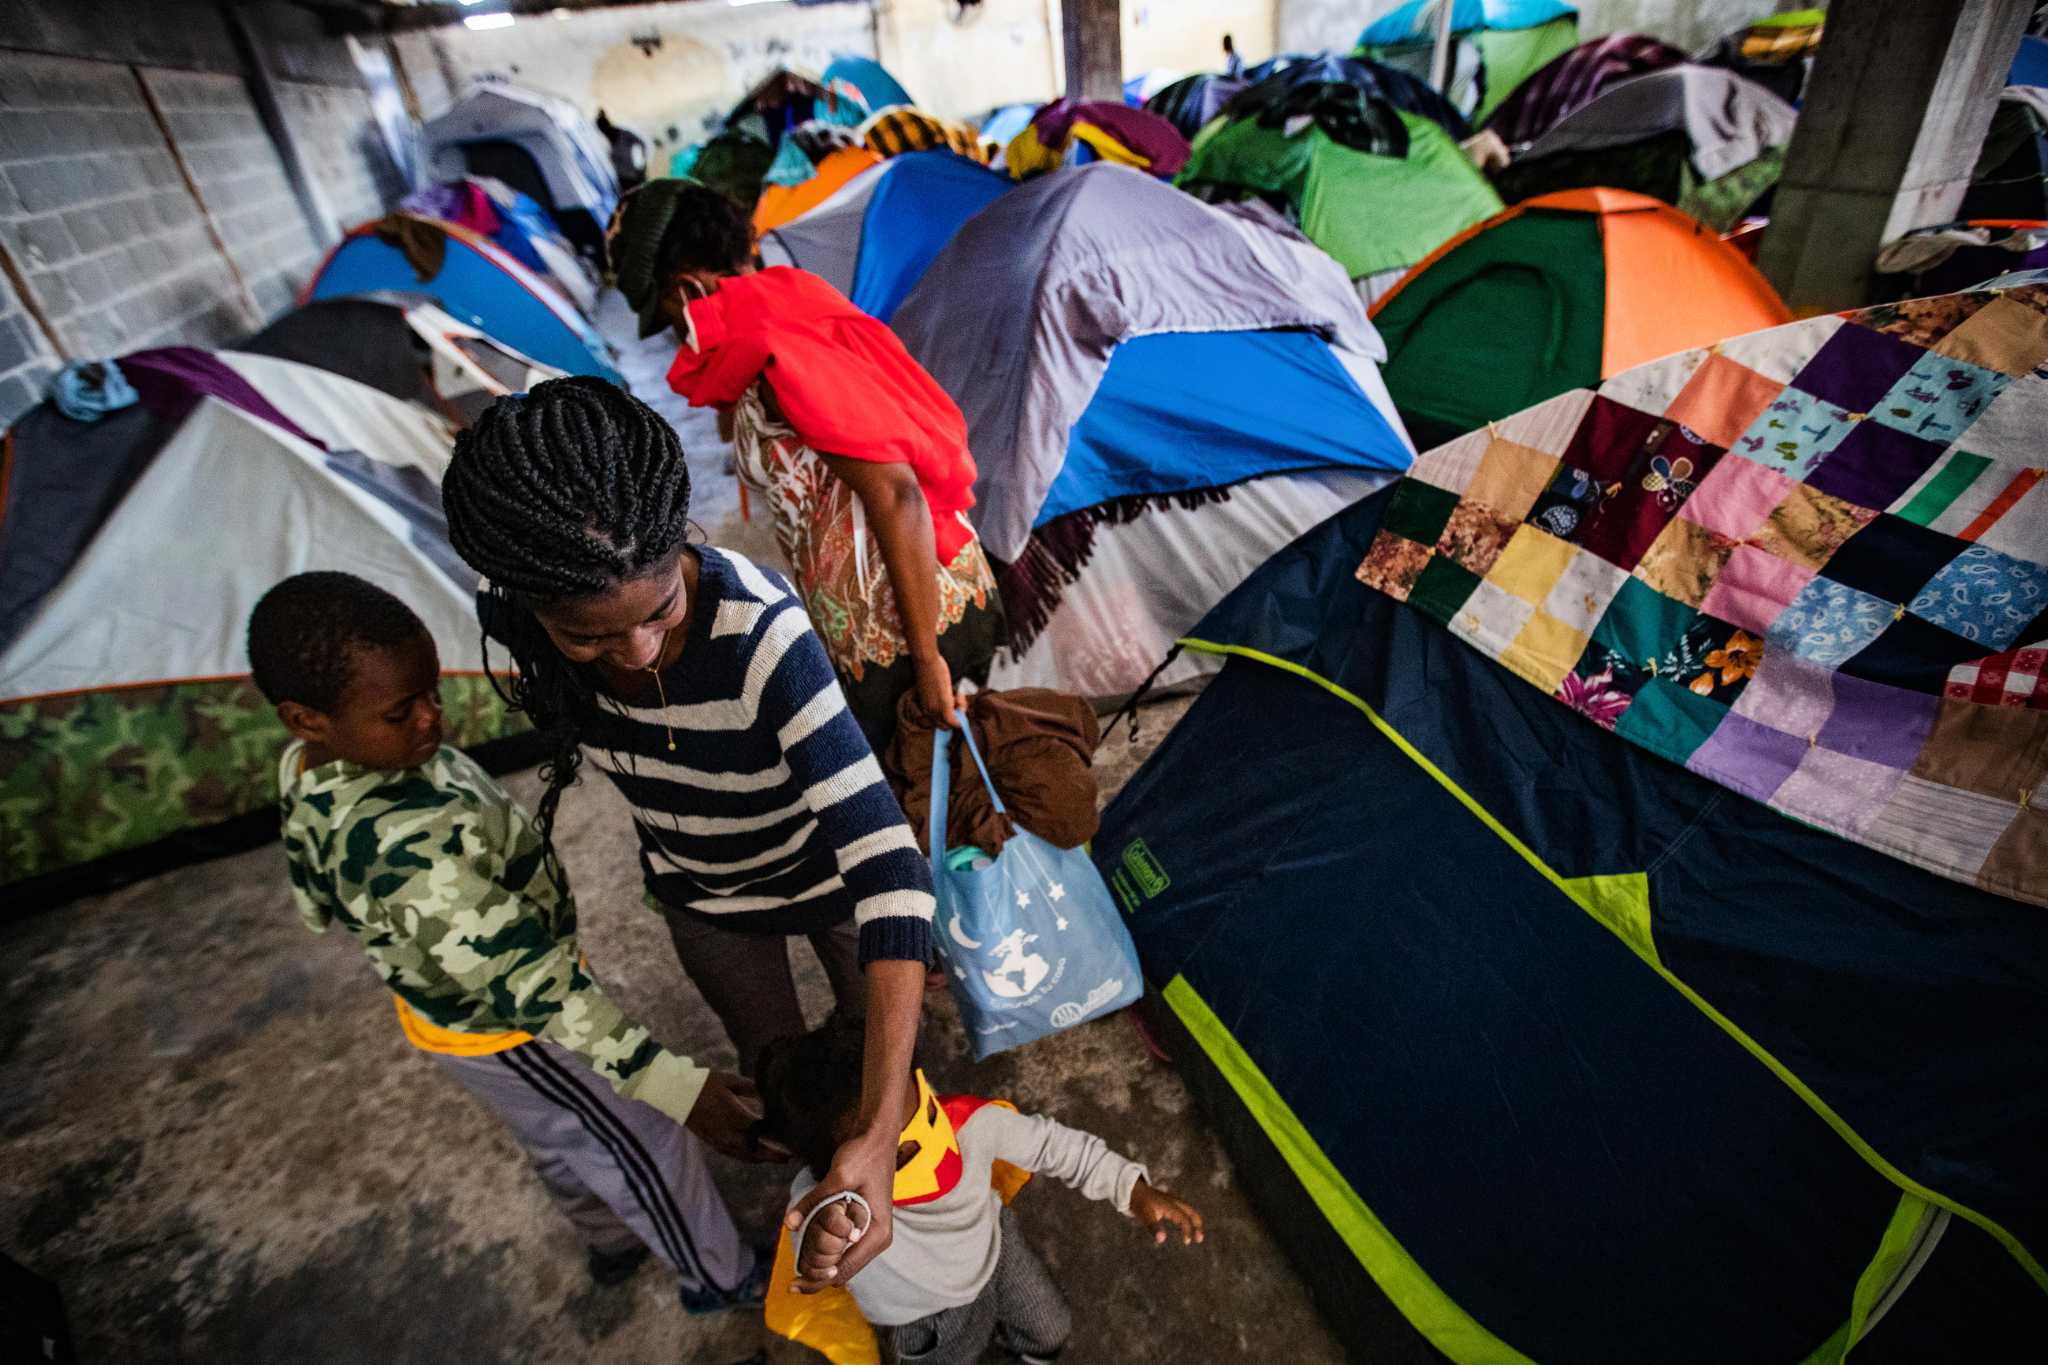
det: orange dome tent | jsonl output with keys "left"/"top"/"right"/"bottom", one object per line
{"left": 1371, "top": 187, "right": 1789, "bottom": 447}
{"left": 751, "top": 144, "right": 882, "bottom": 234}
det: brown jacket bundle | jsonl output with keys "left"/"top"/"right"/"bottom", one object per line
{"left": 883, "top": 688, "right": 1101, "bottom": 856}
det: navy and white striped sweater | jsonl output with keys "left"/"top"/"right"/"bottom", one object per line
{"left": 581, "top": 547, "right": 933, "bottom": 964}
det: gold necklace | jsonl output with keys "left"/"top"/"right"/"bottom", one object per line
{"left": 643, "top": 626, "right": 677, "bottom": 752}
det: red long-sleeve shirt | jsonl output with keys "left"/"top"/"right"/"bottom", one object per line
{"left": 666, "top": 267, "right": 978, "bottom": 562}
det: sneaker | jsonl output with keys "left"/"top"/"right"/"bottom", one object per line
{"left": 679, "top": 1245, "right": 774, "bottom": 1315}
{"left": 587, "top": 1243, "right": 649, "bottom": 1287}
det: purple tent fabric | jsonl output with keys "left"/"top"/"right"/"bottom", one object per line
{"left": 400, "top": 180, "right": 501, "bottom": 238}
{"left": 120, "top": 347, "right": 325, "bottom": 451}
{"left": 1483, "top": 33, "right": 1687, "bottom": 147}
{"left": 1030, "top": 100, "right": 1191, "bottom": 176}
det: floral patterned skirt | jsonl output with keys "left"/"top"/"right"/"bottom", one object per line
{"left": 732, "top": 388, "right": 1001, "bottom": 735}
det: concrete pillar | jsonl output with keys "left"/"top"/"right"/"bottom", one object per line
{"left": 1759, "top": 0, "right": 2031, "bottom": 314}
{"left": 1061, "top": 0, "right": 1122, "bottom": 103}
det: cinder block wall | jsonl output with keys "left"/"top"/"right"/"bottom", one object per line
{"left": 0, "top": 54, "right": 249, "bottom": 370}
{"left": 0, "top": 0, "right": 415, "bottom": 428}
{"left": 141, "top": 68, "right": 320, "bottom": 324}
{"left": 0, "top": 268, "right": 59, "bottom": 422}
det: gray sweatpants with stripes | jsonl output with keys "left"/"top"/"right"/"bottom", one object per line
{"left": 430, "top": 1039, "right": 753, "bottom": 1296}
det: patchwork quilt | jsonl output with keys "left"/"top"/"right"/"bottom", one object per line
{"left": 1360, "top": 275, "right": 2048, "bottom": 906}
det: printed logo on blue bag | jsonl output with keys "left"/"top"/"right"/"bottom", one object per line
{"left": 946, "top": 902, "right": 1071, "bottom": 1010}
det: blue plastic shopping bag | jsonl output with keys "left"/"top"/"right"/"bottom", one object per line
{"left": 928, "top": 718, "right": 1142, "bottom": 1060}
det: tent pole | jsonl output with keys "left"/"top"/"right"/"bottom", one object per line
{"left": 1428, "top": 0, "right": 1455, "bottom": 93}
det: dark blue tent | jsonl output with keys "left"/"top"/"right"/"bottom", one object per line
{"left": 2011, "top": 34, "right": 2048, "bottom": 88}
{"left": 1096, "top": 483, "right": 2048, "bottom": 1363}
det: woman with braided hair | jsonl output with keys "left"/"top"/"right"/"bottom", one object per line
{"left": 605, "top": 178, "right": 1002, "bottom": 752}
{"left": 442, "top": 375, "right": 931, "bottom": 1291}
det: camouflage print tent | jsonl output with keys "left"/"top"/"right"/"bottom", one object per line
{"left": 1, "top": 349, "right": 526, "bottom": 906}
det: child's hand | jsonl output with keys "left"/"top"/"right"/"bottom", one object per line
{"left": 1130, "top": 1178, "right": 1205, "bottom": 1247}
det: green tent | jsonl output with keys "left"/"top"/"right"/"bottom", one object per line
{"left": 1181, "top": 110, "right": 1503, "bottom": 285}
{"left": 1358, "top": 2, "right": 1579, "bottom": 123}
{"left": 1368, "top": 189, "right": 1790, "bottom": 449}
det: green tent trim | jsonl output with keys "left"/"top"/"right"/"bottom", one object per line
{"left": 1169, "top": 969, "right": 1952, "bottom": 1365}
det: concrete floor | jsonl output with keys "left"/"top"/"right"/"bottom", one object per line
{"left": 0, "top": 692, "right": 1368, "bottom": 1364}
{"left": 0, "top": 298, "right": 1372, "bottom": 1363}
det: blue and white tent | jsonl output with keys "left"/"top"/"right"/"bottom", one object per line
{"left": 306, "top": 216, "right": 618, "bottom": 383}
{"left": 891, "top": 164, "right": 1415, "bottom": 699}
{"left": 758, "top": 150, "right": 1013, "bottom": 325}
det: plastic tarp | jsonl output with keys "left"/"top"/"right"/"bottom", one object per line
{"left": 891, "top": 163, "right": 1393, "bottom": 562}
{"left": 307, "top": 222, "right": 618, "bottom": 382}
{"left": 1038, "top": 329, "right": 1412, "bottom": 524}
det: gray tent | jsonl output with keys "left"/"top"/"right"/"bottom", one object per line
{"left": 887, "top": 164, "right": 1415, "bottom": 703}
{"left": 757, "top": 161, "right": 891, "bottom": 297}
{"left": 1493, "top": 65, "right": 1796, "bottom": 229}
{"left": 890, "top": 163, "right": 1393, "bottom": 564}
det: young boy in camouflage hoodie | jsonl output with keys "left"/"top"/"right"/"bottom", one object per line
{"left": 250, "top": 570, "right": 768, "bottom": 1310}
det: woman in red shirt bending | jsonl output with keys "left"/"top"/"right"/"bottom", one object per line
{"left": 607, "top": 180, "right": 1002, "bottom": 749}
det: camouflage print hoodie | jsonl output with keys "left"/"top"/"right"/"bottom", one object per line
{"left": 278, "top": 740, "right": 707, "bottom": 1126}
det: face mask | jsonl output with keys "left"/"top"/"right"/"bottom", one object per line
{"left": 892, "top": 1069, "right": 965, "bottom": 1206}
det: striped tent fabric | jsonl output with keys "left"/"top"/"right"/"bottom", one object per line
{"left": 862, "top": 108, "right": 993, "bottom": 165}
{"left": 1482, "top": 32, "right": 1687, "bottom": 147}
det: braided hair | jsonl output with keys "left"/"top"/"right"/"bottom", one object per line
{"left": 442, "top": 377, "right": 693, "bottom": 845}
